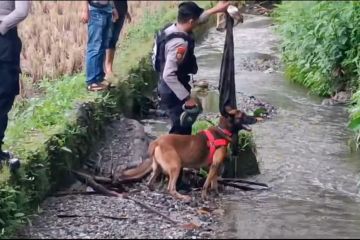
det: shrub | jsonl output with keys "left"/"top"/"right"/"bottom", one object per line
{"left": 273, "top": 1, "right": 360, "bottom": 147}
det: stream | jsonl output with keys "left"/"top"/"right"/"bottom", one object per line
{"left": 199, "top": 14, "right": 360, "bottom": 239}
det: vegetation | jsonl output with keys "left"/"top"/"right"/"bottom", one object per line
{"left": 273, "top": 1, "right": 360, "bottom": 148}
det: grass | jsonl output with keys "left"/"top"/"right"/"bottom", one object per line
{"left": 273, "top": 1, "right": 360, "bottom": 148}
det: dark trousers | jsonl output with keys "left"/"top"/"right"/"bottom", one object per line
{"left": 0, "top": 95, "right": 15, "bottom": 145}
{"left": 0, "top": 28, "right": 21, "bottom": 146}
{"left": 167, "top": 103, "right": 192, "bottom": 135}
{"left": 0, "top": 65, "right": 19, "bottom": 145}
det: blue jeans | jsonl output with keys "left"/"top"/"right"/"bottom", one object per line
{"left": 86, "top": 9, "right": 112, "bottom": 85}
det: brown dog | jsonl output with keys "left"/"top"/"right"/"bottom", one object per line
{"left": 116, "top": 107, "right": 260, "bottom": 201}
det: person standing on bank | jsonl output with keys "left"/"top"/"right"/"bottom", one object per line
{"left": 156, "top": 1, "right": 230, "bottom": 135}
{"left": 81, "top": 0, "right": 119, "bottom": 92}
{"left": 0, "top": 1, "right": 31, "bottom": 163}
{"left": 104, "top": 0, "right": 131, "bottom": 80}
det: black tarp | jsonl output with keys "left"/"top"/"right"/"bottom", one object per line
{"left": 219, "top": 13, "right": 236, "bottom": 116}
{"left": 218, "top": 13, "right": 238, "bottom": 156}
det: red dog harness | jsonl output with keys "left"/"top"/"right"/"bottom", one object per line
{"left": 202, "top": 128, "right": 232, "bottom": 165}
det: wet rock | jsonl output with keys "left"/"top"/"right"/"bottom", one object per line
{"left": 321, "top": 98, "right": 339, "bottom": 106}
{"left": 333, "top": 91, "right": 351, "bottom": 103}
{"left": 264, "top": 67, "right": 275, "bottom": 74}
{"left": 322, "top": 91, "right": 351, "bottom": 106}
{"left": 199, "top": 231, "right": 212, "bottom": 239}
{"left": 148, "top": 109, "right": 168, "bottom": 117}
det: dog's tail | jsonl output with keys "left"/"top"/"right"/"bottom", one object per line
{"left": 115, "top": 141, "right": 157, "bottom": 182}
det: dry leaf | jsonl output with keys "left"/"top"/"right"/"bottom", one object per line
{"left": 181, "top": 222, "right": 201, "bottom": 230}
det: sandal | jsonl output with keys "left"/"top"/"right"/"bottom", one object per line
{"left": 87, "top": 83, "right": 107, "bottom": 92}
{"left": 101, "top": 79, "right": 115, "bottom": 88}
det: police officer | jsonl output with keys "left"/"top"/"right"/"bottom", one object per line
{"left": 157, "top": 1, "right": 230, "bottom": 190}
{"left": 158, "top": 1, "right": 230, "bottom": 135}
{"left": 0, "top": 1, "right": 31, "bottom": 163}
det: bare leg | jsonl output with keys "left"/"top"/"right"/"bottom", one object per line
{"left": 105, "top": 49, "right": 115, "bottom": 78}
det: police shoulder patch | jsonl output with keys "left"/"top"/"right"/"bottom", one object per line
{"left": 176, "top": 45, "right": 187, "bottom": 62}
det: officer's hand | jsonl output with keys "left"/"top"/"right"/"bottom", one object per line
{"left": 215, "top": 1, "right": 231, "bottom": 13}
{"left": 185, "top": 98, "right": 197, "bottom": 108}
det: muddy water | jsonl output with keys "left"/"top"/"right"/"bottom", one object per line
{"left": 196, "top": 14, "right": 360, "bottom": 239}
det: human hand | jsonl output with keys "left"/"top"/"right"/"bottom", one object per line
{"left": 185, "top": 98, "right": 197, "bottom": 108}
{"left": 215, "top": 1, "right": 231, "bottom": 13}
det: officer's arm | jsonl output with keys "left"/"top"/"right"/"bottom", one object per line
{"left": 198, "top": 1, "right": 230, "bottom": 24}
{"left": 162, "top": 38, "right": 191, "bottom": 101}
{"left": 0, "top": 1, "right": 31, "bottom": 35}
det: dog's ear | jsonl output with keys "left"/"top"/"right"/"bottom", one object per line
{"left": 225, "top": 106, "right": 237, "bottom": 117}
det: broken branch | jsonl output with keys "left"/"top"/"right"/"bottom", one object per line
{"left": 71, "top": 170, "right": 121, "bottom": 197}
{"left": 218, "top": 178, "right": 269, "bottom": 188}
{"left": 72, "top": 170, "right": 178, "bottom": 225}
{"left": 218, "top": 181, "right": 255, "bottom": 191}
{"left": 57, "top": 214, "right": 128, "bottom": 221}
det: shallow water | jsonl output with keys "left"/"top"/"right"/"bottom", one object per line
{"left": 197, "top": 14, "right": 360, "bottom": 239}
